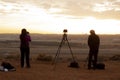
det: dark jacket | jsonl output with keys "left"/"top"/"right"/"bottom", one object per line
{"left": 88, "top": 34, "right": 100, "bottom": 50}
{"left": 20, "top": 34, "right": 31, "bottom": 48}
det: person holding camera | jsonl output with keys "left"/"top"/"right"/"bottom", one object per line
{"left": 20, "top": 28, "right": 31, "bottom": 68}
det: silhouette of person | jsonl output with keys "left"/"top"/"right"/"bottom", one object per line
{"left": 87, "top": 30, "right": 100, "bottom": 70}
{"left": 20, "top": 28, "right": 31, "bottom": 68}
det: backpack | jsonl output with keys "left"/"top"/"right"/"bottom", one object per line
{"left": 96, "top": 63, "right": 105, "bottom": 70}
{"left": 1, "top": 62, "right": 16, "bottom": 71}
{"left": 68, "top": 61, "right": 79, "bottom": 68}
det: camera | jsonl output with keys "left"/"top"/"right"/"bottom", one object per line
{"left": 63, "top": 29, "right": 67, "bottom": 33}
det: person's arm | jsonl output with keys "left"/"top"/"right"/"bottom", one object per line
{"left": 27, "top": 35, "right": 31, "bottom": 42}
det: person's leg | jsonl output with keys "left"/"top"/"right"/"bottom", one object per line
{"left": 20, "top": 48, "right": 25, "bottom": 68}
{"left": 26, "top": 47, "right": 30, "bottom": 68}
{"left": 88, "top": 52, "right": 93, "bottom": 69}
{"left": 93, "top": 50, "right": 98, "bottom": 69}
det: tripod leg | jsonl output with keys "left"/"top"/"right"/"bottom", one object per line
{"left": 66, "top": 39, "right": 75, "bottom": 61}
{"left": 52, "top": 39, "right": 64, "bottom": 65}
{"left": 52, "top": 39, "right": 64, "bottom": 70}
{"left": 53, "top": 49, "right": 60, "bottom": 70}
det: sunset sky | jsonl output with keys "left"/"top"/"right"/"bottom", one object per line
{"left": 0, "top": 0, "right": 120, "bottom": 34}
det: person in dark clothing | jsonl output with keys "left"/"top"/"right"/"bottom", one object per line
{"left": 88, "top": 30, "right": 100, "bottom": 70}
{"left": 20, "top": 28, "right": 31, "bottom": 68}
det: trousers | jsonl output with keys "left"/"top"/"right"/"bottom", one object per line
{"left": 20, "top": 47, "right": 30, "bottom": 68}
{"left": 88, "top": 49, "right": 98, "bottom": 69}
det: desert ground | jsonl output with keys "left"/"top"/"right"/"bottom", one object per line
{"left": 0, "top": 34, "right": 120, "bottom": 80}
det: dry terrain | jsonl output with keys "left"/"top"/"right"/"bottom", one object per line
{"left": 0, "top": 34, "right": 120, "bottom": 80}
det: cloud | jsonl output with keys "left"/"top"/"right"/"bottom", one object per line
{"left": 33, "top": 0, "right": 120, "bottom": 19}
{"left": 0, "top": 0, "right": 30, "bottom": 15}
{"left": 65, "top": 0, "right": 120, "bottom": 19}
{"left": 1, "top": 0, "right": 18, "bottom": 3}
{"left": 0, "top": 0, "right": 120, "bottom": 19}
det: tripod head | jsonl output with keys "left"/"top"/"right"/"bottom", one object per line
{"left": 63, "top": 29, "right": 68, "bottom": 40}
{"left": 63, "top": 29, "right": 67, "bottom": 34}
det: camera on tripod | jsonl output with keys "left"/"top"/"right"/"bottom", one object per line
{"left": 63, "top": 29, "right": 67, "bottom": 33}
{"left": 52, "top": 29, "right": 79, "bottom": 69}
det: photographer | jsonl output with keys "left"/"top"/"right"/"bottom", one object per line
{"left": 20, "top": 28, "right": 31, "bottom": 68}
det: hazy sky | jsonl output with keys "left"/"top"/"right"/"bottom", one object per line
{"left": 0, "top": 0, "right": 120, "bottom": 34}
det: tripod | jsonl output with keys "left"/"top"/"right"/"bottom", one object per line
{"left": 52, "top": 31, "right": 75, "bottom": 69}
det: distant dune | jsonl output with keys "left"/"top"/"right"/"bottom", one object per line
{"left": 0, "top": 34, "right": 120, "bottom": 56}
{"left": 0, "top": 34, "right": 119, "bottom": 62}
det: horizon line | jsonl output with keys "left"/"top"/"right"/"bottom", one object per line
{"left": 0, "top": 33, "right": 120, "bottom": 35}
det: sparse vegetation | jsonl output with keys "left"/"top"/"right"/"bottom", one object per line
{"left": 36, "top": 54, "right": 53, "bottom": 61}
{"left": 109, "top": 55, "right": 120, "bottom": 61}
{"left": 4, "top": 54, "right": 20, "bottom": 60}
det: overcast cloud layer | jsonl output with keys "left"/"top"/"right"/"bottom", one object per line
{"left": 0, "top": 0, "right": 120, "bottom": 19}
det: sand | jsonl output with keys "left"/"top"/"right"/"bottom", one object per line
{"left": 0, "top": 60, "right": 120, "bottom": 80}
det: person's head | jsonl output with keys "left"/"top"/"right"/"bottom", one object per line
{"left": 21, "top": 28, "right": 27, "bottom": 35}
{"left": 90, "top": 30, "right": 95, "bottom": 35}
